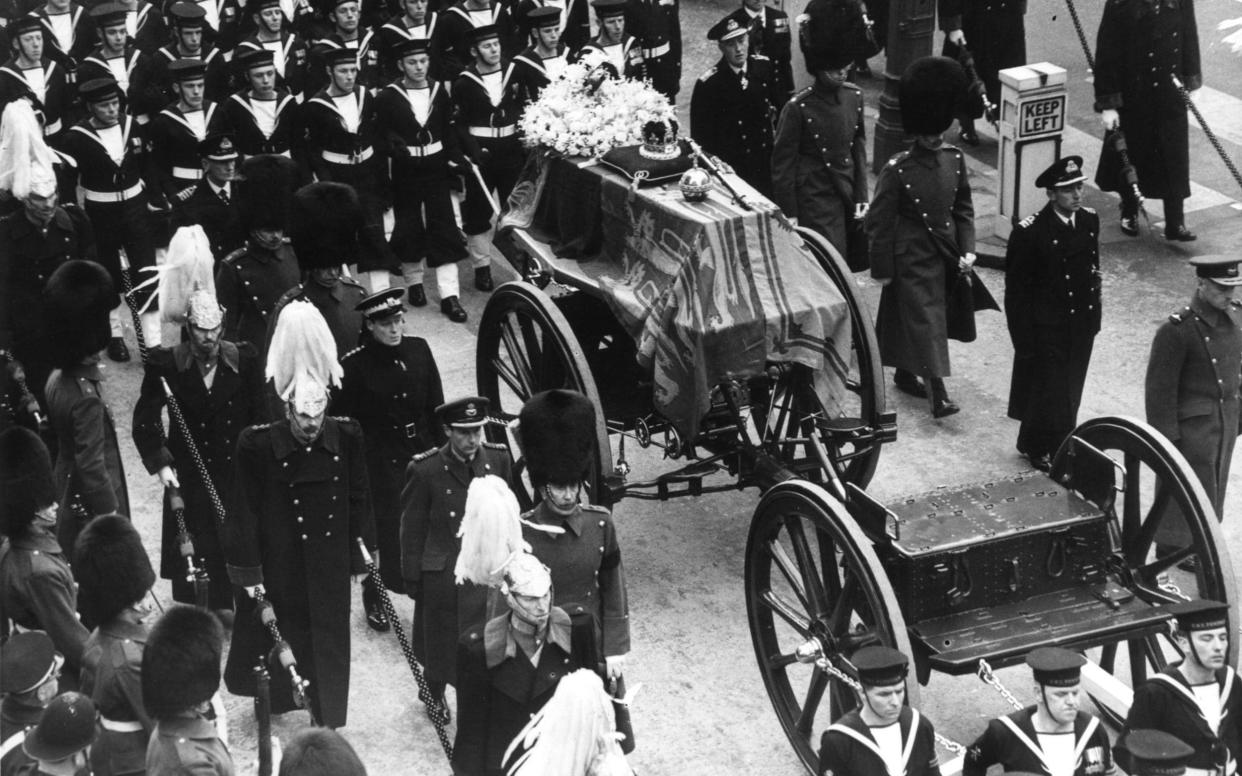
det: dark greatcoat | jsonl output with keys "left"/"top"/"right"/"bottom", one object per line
{"left": 962, "top": 706, "right": 1113, "bottom": 776}
{"left": 819, "top": 705, "right": 941, "bottom": 776}
{"left": 80, "top": 618, "right": 152, "bottom": 776}
{"left": 171, "top": 179, "right": 245, "bottom": 262}
{"left": 214, "top": 240, "right": 301, "bottom": 354}
{"left": 223, "top": 417, "right": 375, "bottom": 728}
{"left": 132, "top": 342, "right": 265, "bottom": 610}
{"left": 1123, "top": 664, "right": 1242, "bottom": 774}
{"left": 400, "top": 441, "right": 512, "bottom": 686}
{"left": 689, "top": 54, "right": 780, "bottom": 198}
{"left": 724, "top": 5, "right": 792, "bottom": 99}
{"left": 332, "top": 335, "right": 445, "bottom": 591}
{"left": 1005, "top": 203, "right": 1101, "bottom": 458}
{"left": 866, "top": 142, "right": 975, "bottom": 378}
{"left": 940, "top": 0, "right": 1027, "bottom": 110}
{"left": 0, "top": 530, "right": 90, "bottom": 675}
{"left": 771, "top": 81, "right": 867, "bottom": 256}
{"left": 1093, "top": 0, "right": 1200, "bottom": 201}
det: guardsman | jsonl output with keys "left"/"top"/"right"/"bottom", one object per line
{"left": 722, "top": 0, "right": 792, "bottom": 99}
{"left": 400, "top": 395, "right": 512, "bottom": 719}
{"left": 223, "top": 300, "right": 376, "bottom": 729}
{"left": 574, "top": 0, "right": 642, "bottom": 80}
{"left": 963, "top": 647, "right": 1115, "bottom": 776}
{"left": 819, "top": 646, "right": 942, "bottom": 776}
{"left": 20, "top": 692, "right": 99, "bottom": 776}
{"left": 513, "top": 0, "right": 588, "bottom": 53}
{"left": 0, "top": 633, "right": 64, "bottom": 776}
{"left": 623, "top": 0, "right": 679, "bottom": 99}
{"left": 147, "top": 58, "right": 228, "bottom": 216}
{"left": 301, "top": 45, "right": 398, "bottom": 291}
{"left": 171, "top": 133, "right": 244, "bottom": 260}
{"left": 378, "top": 0, "right": 442, "bottom": 81}
{"left": 214, "top": 153, "right": 300, "bottom": 351}
{"left": 72, "top": 515, "right": 156, "bottom": 776}
{"left": 453, "top": 23, "right": 521, "bottom": 295}
{"left": 332, "top": 288, "right": 446, "bottom": 631}
{"left": 437, "top": 0, "right": 519, "bottom": 79}
{"left": 1005, "top": 156, "right": 1101, "bottom": 472}
{"left": 690, "top": 16, "right": 780, "bottom": 197}
{"left": 771, "top": 16, "right": 866, "bottom": 256}
{"left": 373, "top": 37, "right": 469, "bottom": 319}
{"left": 1, "top": 17, "right": 71, "bottom": 138}
{"left": 223, "top": 48, "right": 300, "bottom": 158}
{"left": 509, "top": 6, "right": 568, "bottom": 110}
{"left": 0, "top": 427, "right": 89, "bottom": 685}
{"left": 940, "top": 0, "right": 1026, "bottom": 146}
{"left": 1145, "top": 256, "right": 1242, "bottom": 538}
{"left": 143, "top": 606, "right": 232, "bottom": 774}
{"left": 306, "top": 0, "right": 382, "bottom": 94}
{"left": 133, "top": 228, "right": 264, "bottom": 613}
{"left": 1124, "top": 600, "right": 1242, "bottom": 776}
{"left": 28, "top": 0, "right": 95, "bottom": 70}
{"left": 232, "top": 0, "right": 309, "bottom": 99}
{"left": 280, "top": 728, "right": 369, "bottom": 775}
{"left": 518, "top": 389, "right": 630, "bottom": 672}
{"left": 1117, "top": 730, "right": 1194, "bottom": 776}
{"left": 77, "top": 3, "right": 164, "bottom": 123}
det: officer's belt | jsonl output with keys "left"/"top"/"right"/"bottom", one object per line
{"left": 321, "top": 147, "right": 375, "bottom": 164}
{"left": 407, "top": 140, "right": 443, "bottom": 157}
{"left": 172, "top": 166, "right": 205, "bottom": 180}
{"left": 43, "top": 118, "right": 62, "bottom": 135}
{"left": 642, "top": 42, "right": 670, "bottom": 58}
{"left": 468, "top": 125, "right": 516, "bottom": 138}
{"left": 83, "top": 181, "right": 144, "bottom": 202}
{"left": 100, "top": 717, "right": 144, "bottom": 733}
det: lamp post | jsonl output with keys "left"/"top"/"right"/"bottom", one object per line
{"left": 872, "top": 0, "right": 937, "bottom": 171}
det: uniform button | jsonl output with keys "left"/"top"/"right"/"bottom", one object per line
{"left": 599, "top": 546, "right": 605, "bottom": 552}
{"left": 294, "top": 499, "right": 300, "bottom": 505}
{"left": 325, "top": 531, "right": 331, "bottom": 537}
{"left": 301, "top": 534, "right": 308, "bottom": 540}
{"left": 599, "top": 520, "right": 605, "bottom": 527}
{"left": 446, "top": 489, "right": 452, "bottom": 494}
{"left": 297, "top": 517, "right": 304, "bottom": 523}
{"left": 450, "top": 511, "right": 456, "bottom": 517}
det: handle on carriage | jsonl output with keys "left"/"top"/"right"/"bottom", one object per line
{"left": 255, "top": 663, "right": 273, "bottom": 776}
{"left": 251, "top": 588, "right": 317, "bottom": 725}
{"left": 167, "top": 484, "right": 210, "bottom": 609}
{"left": 1172, "top": 75, "right": 1242, "bottom": 196}
{"left": 685, "top": 138, "right": 753, "bottom": 211}
{"left": 354, "top": 539, "right": 455, "bottom": 759}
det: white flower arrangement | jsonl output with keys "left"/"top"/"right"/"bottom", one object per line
{"left": 519, "top": 63, "right": 675, "bottom": 159}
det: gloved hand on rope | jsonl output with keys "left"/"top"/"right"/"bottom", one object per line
{"left": 1101, "top": 109, "right": 1120, "bottom": 131}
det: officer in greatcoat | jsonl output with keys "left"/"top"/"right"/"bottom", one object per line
{"left": 171, "top": 133, "right": 244, "bottom": 261}
{"left": 400, "top": 396, "right": 512, "bottom": 717}
{"left": 963, "top": 648, "right": 1115, "bottom": 776}
{"left": 1094, "top": 0, "right": 1201, "bottom": 241}
{"left": 1005, "top": 156, "right": 1101, "bottom": 472}
{"left": 940, "top": 0, "right": 1026, "bottom": 145}
{"left": 1144, "top": 256, "right": 1242, "bottom": 528}
{"left": 819, "top": 647, "right": 942, "bottom": 776}
{"left": 223, "top": 299, "right": 376, "bottom": 729}
{"left": 332, "top": 287, "right": 446, "bottom": 631}
{"left": 1123, "top": 600, "right": 1242, "bottom": 776}
{"left": 690, "top": 17, "right": 779, "bottom": 198}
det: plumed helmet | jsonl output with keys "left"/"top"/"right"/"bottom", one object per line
{"left": 73, "top": 515, "right": 155, "bottom": 625}
{"left": 238, "top": 154, "right": 299, "bottom": 234}
{"left": 0, "top": 427, "right": 56, "bottom": 538}
{"left": 518, "top": 389, "right": 598, "bottom": 489}
{"left": 899, "top": 56, "right": 968, "bottom": 136}
{"left": 44, "top": 260, "right": 115, "bottom": 369}
{"left": 142, "top": 605, "right": 223, "bottom": 718}
{"left": 290, "top": 182, "right": 363, "bottom": 271}
{"left": 799, "top": 0, "right": 860, "bottom": 74}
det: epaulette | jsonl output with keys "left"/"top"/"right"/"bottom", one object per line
{"left": 221, "top": 247, "right": 248, "bottom": 265}
{"left": 751, "top": 53, "right": 769, "bottom": 61}
{"left": 581, "top": 503, "right": 609, "bottom": 514}
{"left": 340, "top": 275, "right": 365, "bottom": 288}
{"left": 412, "top": 447, "right": 439, "bottom": 462}
{"left": 843, "top": 82, "right": 862, "bottom": 93}
{"left": 1016, "top": 213, "right": 1037, "bottom": 229}
{"left": 1168, "top": 306, "right": 1193, "bottom": 324}
{"left": 330, "top": 415, "right": 360, "bottom": 426}
{"left": 887, "top": 151, "right": 910, "bottom": 167}
{"left": 791, "top": 85, "right": 813, "bottom": 102}
{"left": 698, "top": 66, "right": 716, "bottom": 82}
{"left": 340, "top": 345, "right": 365, "bottom": 361}
{"left": 482, "top": 441, "right": 508, "bottom": 450}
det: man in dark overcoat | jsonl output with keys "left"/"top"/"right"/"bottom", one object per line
{"left": 722, "top": 0, "right": 792, "bottom": 99}
{"left": 940, "top": 0, "right": 1026, "bottom": 145}
{"left": 400, "top": 396, "right": 512, "bottom": 717}
{"left": 170, "top": 134, "right": 244, "bottom": 262}
{"left": 1005, "top": 157, "right": 1101, "bottom": 472}
{"left": 1094, "top": 0, "right": 1201, "bottom": 241}
{"left": 689, "top": 17, "right": 780, "bottom": 197}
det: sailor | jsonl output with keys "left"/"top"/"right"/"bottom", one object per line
{"left": 437, "top": 0, "right": 519, "bottom": 79}
{"left": 623, "top": 0, "right": 680, "bottom": 99}
{"left": 378, "top": 0, "right": 444, "bottom": 81}
{"left": 574, "top": 0, "right": 642, "bottom": 81}
{"left": 232, "top": 0, "right": 309, "bottom": 99}
{"left": 306, "top": 0, "right": 384, "bottom": 95}
{"left": 28, "top": 0, "right": 95, "bottom": 69}
{"left": 513, "top": 0, "right": 589, "bottom": 52}
{"left": 151, "top": 4, "right": 229, "bottom": 104}
{"left": 77, "top": 3, "right": 164, "bottom": 123}
{"left": 963, "top": 647, "right": 1115, "bottom": 776}
{"left": 819, "top": 646, "right": 941, "bottom": 776}
{"left": 509, "top": 6, "right": 568, "bottom": 110}
{"left": 171, "top": 132, "right": 244, "bottom": 260}
{"left": 0, "top": 633, "right": 65, "bottom": 776}
{"left": 222, "top": 47, "right": 301, "bottom": 157}
{"left": 147, "top": 58, "right": 228, "bottom": 215}
{"left": 1116, "top": 729, "right": 1195, "bottom": 776}
{"left": 1, "top": 16, "right": 72, "bottom": 139}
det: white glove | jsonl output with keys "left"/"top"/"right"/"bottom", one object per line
{"left": 947, "top": 29, "right": 966, "bottom": 45}
{"left": 158, "top": 466, "right": 179, "bottom": 489}
{"left": 605, "top": 655, "right": 627, "bottom": 681}
{"left": 854, "top": 202, "right": 869, "bottom": 220}
{"left": 244, "top": 584, "right": 265, "bottom": 599}
{"left": 960, "top": 252, "right": 977, "bottom": 270}
{"left": 1101, "top": 109, "right": 1120, "bottom": 130}
{"left": 177, "top": 186, "right": 195, "bottom": 202}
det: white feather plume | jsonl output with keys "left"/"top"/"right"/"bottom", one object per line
{"left": 455, "top": 476, "right": 529, "bottom": 586}
{"left": 158, "top": 225, "right": 217, "bottom": 323}
{"left": 504, "top": 669, "right": 633, "bottom": 776}
{"left": 266, "top": 299, "right": 344, "bottom": 401}
{"left": 0, "top": 99, "right": 59, "bottom": 200}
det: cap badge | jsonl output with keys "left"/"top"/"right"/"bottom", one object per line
{"left": 1065, "top": 160, "right": 1078, "bottom": 173}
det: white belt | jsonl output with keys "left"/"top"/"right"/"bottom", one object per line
{"left": 43, "top": 118, "right": 62, "bottom": 135}
{"left": 99, "top": 717, "right": 144, "bottom": 733}
{"left": 172, "top": 166, "right": 204, "bottom": 180}
{"left": 321, "top": 147, "right": 374, "bottom": 164}
{"left": 407, "top": 141, "right": 443, "bottom": 157}
{"left": 643, "top": 42, "right": 670, "bottom": 58}
{"left": 468, "top": 125, "right": 516, "bottom": 138}
{"left": 83, "top": 182, "right": 145, "bottom": 202}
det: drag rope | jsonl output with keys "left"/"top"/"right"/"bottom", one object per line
{"left": 976, "top": 659, "right": 1024, "bottom": 710}
{"left": 1063, "top": 0, "right": 1096, "bottom": 71}
{"left": 1173, "top": 75, "right": 1242, "bottom": 195}
{"left": 159, "top": 378, "right": 227, "bottom": 528}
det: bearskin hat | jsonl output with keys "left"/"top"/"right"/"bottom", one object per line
{"left": 44, "top": 260, "right": 115, "bottom": 369}
{"left": 238, "top": 154, "right": 299, "bottom": 234}
{"left": 290, "top": 182, "right": 363, "bottom": 271}
{"left": 277, "top": 728, "right": 368, "bottom": 776}
{"left": 800, "top": 0, "right": 860, "bottom": 74}
{"left": 518, "top": 389, "right": 598, "bottom": 489}
{"left": 73, "top": 515, "right": 155, "bottom": 625}
{"left": 899, "top": 56, "right": 968, "bottom": 136}
{"left": 142, "top": 605, "right": 223, "bottom": 719}
{"left": 0, "top": 427, "right": 56, "bottom": 537}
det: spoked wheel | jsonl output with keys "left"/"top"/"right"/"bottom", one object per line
{"left": 476, "top": 282, "right": 614, "bottom": 509}
{"left": 795, "top": 227, "right": 888, "bottom": 489}
{"left": 745, "top": 480, "right": 916, "bottom": 774}
{"left": 1053, "top": 416, "right": 1238, "bottom": 726}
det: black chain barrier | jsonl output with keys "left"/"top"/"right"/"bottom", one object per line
{"left": 1172, "top": 75, "right": 1242, "bottom": 196}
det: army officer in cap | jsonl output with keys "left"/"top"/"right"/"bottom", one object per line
{"left": 964, "top": 646, "right": 1114, "bottom": 775}
{"left": 1124, "top": 600, "right": 1242, "bottom": 776}
{"left": 1005, "top": 156, "right": 1101, "bottom": 472}
{"left": 333, "top": 287, "right": 446, "bottom": 631}
{"left": 1117, "top": 729, "right": 1195, "bottom": 776}
{"left": 819, "top": 646, "right": 941, "bottom": 776}
{"left": 400, "top": 396, "right": 513, "bottom": 717}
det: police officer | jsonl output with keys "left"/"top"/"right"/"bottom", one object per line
{"left": 0, "top": 633, "right": 65, "bottom": 776}
{"left": 232, "top": 0, "right": 309, "bottom": 99}
{"left": 690, "top": 17, "right": 779, "bottom": 197}
{"left": 963, "top": 647, "right": 1115, "bottom": 776}
{"left": 77, "top": 3, "right": 164, "bottom": 123}
{"left": 575, "top": 0, "right": 643, "bottom": 81}
{"left": 819, "top": 646, "right": 942, "bottom": 776}
{"left": 333, "top": 287, "right": 446, "bottom": 631}
{"left": 19, "top": 692, "right": 99, "bottom": 776}
{"left": 509, "top": 7, "right": 568, "bottom": 109}
{"left": 722, "top": 0, "right": 792, "bottom": 99}
{"left": 148, "top": 59, "right": 228, "bottom": 216}
{"left": 1126, "top": 600, "right": 1241, "bottom": 776}
{"left": 940, "top": 0, "right": 1026, "bottom": 145}
{"left": 624, "top": 0, "right": 679, "bottom": 99}
{"left": 1, "top": 17, "right": 72, "bottom": 139}
{"left": 400, "top": 395, "right": 512, "bottom": 719}
{"left": 222, "top": 48, "right": 301, "bottom": 158}
{"left": 1005, "top": 156, "right": 1101, "bottom": 472}
{"left": 1117, "top": 730, "right": 1195, "bottom": 776}
{"left": 172, "top": 133, "right": 244, "bottom": 260}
